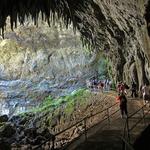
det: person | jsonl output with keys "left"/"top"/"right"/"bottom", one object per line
{"left": 118, "top": 92, "right": 128, "bottom": 118}
{"left": 97, "top": 80, "right": 104, "bottom": 93}
{"left": 92, "top": 77, "right": 97, "bottom": 90}
{"left": 105, "top": 79, "right": 111, "bottom": 91}
{"left": 139, "top": 85, "right": 143, "bottom": 98}
{"left": 117, "top": 82, "right": 126, "bottom": 94}
{"left": 131, "top": 81, "right": 137, "bottom": 98}
{"left": 120, "top": 82, "right": 126, "bottom": 93}
{"left": 142, "top": 84, "right": 150, "bottom": 104}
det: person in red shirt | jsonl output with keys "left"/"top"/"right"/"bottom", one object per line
{"left": 116, "top": 92, "right": 128, "bottom": 118}
{"left": 117, "top": 82, "right": 125, "bottom": 93}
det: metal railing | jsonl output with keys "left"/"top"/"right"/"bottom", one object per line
{"left": 119, "top": 136, "right": 134, "bottom": 150}
{"left": 32, "top": 101, "right": 120, "bottom": 150}
{"left": 11, "top": 96, "right": 150, "bottom": 150}
{"left": 123, "top": 102, "right": 150, "bottom": 147}
{"left": 32, "top": 100, "right": 150, "bottom": 150}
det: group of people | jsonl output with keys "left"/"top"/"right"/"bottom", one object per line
{"left": 86, "top": 77, "right": 111, "bottom": 92}
{"left": 116, "top": 81, "right": 150, "bottom": 119}
{"left": 87, "top": 77, "right": 150, "bottom": 119}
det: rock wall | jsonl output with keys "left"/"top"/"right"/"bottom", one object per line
{"left": 77, "top": 0, "right": 150, "bottom": 88}
{"left": 0, "top": 24, "right": 97, "bottom": 83}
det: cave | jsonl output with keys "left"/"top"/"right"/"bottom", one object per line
{"left": 0, "top": 0, "right": 150, "bottom": 150}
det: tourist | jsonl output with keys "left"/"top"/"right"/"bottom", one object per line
{"left": 105, "top": 79, "right": 111, "bottom": 91}
{"left": 92, "top": 77, "right": 98, "bottom": 91}
{"left": 131, "top": 81, "right": 137, "bottom": 98}
{"left": 117, "top": 82, "right": 125, "bottom": 94}
{"left": 142, "top": 84, "right": 150, "bottom": 104}
{"left": 117, "top": 92, "right": 128, "bottom": 118}
{"left": 98, "top": 80, "right": 104, "bottom": 93}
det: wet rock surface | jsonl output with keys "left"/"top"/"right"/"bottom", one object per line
{"left": 0, "top": 113, "right": 54, "bottom": 149}
{"left": 0, "top": 115, "right": 8, "bottom": 123}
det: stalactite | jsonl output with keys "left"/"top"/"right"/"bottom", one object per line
{"left": 0, "top": 0, "right": 98, "bottom": 49}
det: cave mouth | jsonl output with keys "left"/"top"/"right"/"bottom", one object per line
{"left": 0, "top": 20, "right": 111, "bottom": 117}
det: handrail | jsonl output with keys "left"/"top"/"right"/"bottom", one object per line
{"left": 33, "top": 101, "right": 119, "bottom": 150}
{"left": 123, "top": 101, "right": 150, "bottom": 143}
{"left": 119, "top": 136, "right": 134, "bottom": 150}
{"left": 87, "top": 102, "right": 119, "bottom": 119}
{"left": 128, "top": 103, "right": 147, "bottom": 119}
{"left": 129, "top": 106, "right": 150, "bottom": 132}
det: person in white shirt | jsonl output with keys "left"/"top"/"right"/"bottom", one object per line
{"left": 142, "top": 84, "right": 150, "bottom": 104}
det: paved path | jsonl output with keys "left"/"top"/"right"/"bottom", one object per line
{"left": 73, "top": 97, "right": 150, "bottom": 150}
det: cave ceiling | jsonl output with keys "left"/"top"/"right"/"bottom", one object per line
{"left": 0, "top": 0, "right": 150, "bottom": 51}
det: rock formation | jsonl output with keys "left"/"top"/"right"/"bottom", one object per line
{"left": 0, "top": 0, "right": 150, "bottom": 113}
{"left": 77, "top": 0, "right": 150, "bottom": 87}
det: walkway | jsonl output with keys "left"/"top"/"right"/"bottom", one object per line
{"left": 30, "top": 92, "right": 150, "bottom": 150}
{"left": 67, "top": 97, "right": 150, "bottom": 150}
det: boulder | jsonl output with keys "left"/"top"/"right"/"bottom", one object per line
{"left": 0, "top": 139, "right": 11, "bottom": 150}
{"left": 37, "top": 127, "right": 54, "bottom": 139}
{"left": 0, "top": 123, "right": 16, "bottom": 138}
{"left": 0, "top": 115, "right": 8, "bottom": 123}
{"left": 24, "top": 128, "right": 37, "bottom": 138}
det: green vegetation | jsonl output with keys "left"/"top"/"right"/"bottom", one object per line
{"left": 64, "top": 88, "right": 91, "bottom": 114}
{"left": 25, "top": 88, "right": 91, "bottom": 115}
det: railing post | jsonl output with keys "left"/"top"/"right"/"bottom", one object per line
{"left": 52, "top": 135, "right": 56, "bottom": 150}
{"left": 107, "top": 108, "right": 110, "bottom": 125}
{"left": 28, "top": 145, "right": 32, "bottom": 150}
{"left": 142, "top": 107, "right": 146, "bottom": 126}
{"left": 122, "top": 120, "right": 127, "bottom": 150}
{"left": 126, "top": 117, "right": 130, "bottom": 143}
{"left": 84, "top": 118, "right": 87, "bottom": 141}
{"left": 122, "top": 140, "right": 126, "bottom": 150}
